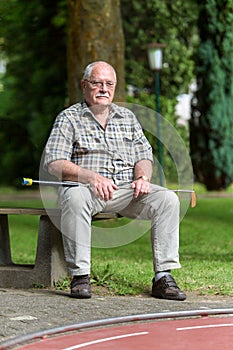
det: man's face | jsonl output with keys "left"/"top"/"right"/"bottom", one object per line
{"left": 81, "top": 63, "right": 116, "bottom": 107}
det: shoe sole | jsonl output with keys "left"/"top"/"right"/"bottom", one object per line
{"left": 152, "top": 292, "right": 186, "bottom": 301}
{"left": 70, "top": 293, "right": 92, "bottom": 299}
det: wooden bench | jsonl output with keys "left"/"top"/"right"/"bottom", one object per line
{"left": 0, "top": 208, "right": 119, "bottom": 289}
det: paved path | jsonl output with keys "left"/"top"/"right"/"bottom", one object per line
{"left": 0, "top": 288, "right": 233, "bottom": 344}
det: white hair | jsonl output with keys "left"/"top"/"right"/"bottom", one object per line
{"left": 82, "top": 61, "right": 117, "bottom": 81}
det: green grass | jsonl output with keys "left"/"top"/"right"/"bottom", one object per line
{"left": 177, "top": 197, "right": 233, "bottom": 296}
{"left": 8, "top": 215, "right": 39, "bottom": 264}
{"left": 90, "top": 197, "right": 233, "bottom": 296}
{"left": 0, "top": 187, "right": 43, "bottom": 264}
{"left": 1, "top": 186, "right": 233, "bottom": 296}
{"left": 0, "top": 187, "right": 43, "bottom": 208}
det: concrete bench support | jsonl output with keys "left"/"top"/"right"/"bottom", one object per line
{"left": 0, "top": 208, "right": 119, "bottom": 289}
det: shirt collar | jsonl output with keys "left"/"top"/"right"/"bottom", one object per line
{"left": 81, "top": 101, "right": 124, "bottom": 119}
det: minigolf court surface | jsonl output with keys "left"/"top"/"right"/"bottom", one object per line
{"left": 0, "top": 309, "right": 232, "bottom": 350}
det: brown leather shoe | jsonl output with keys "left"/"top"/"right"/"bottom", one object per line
{"left": 152, "top": 275, "right": 186, "bottom": 301}
{"left": 70, "top": 275, "right": 92, "bottom": 299}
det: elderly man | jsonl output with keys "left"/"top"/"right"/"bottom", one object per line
{"left": 44, "top": 61, "right": 186, "bottom": 301}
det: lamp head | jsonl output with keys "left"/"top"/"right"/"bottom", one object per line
{"left": 147, "top": 43, "right": 166, "bottom": 71}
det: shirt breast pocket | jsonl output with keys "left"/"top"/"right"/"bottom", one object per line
{"left": 121, "top": 136, "right": 135, "bottom": 162}
{"left": 122, "top": 136, "right": 134, "bottom": 146}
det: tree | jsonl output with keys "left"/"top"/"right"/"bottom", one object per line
{"left": 67, "top": 0, "right": 125, "bottom": 104}
{"left": 0, "top": 0, "right": 125, "bottom": 184}
{"left": 190, "top": 0, "right": 233, "bottom": 190}
{"left": 0, "top": 0, "right": 198, "bottom": 185}
{"left": 0, "top": 0, "right": 67, "bottom": 184}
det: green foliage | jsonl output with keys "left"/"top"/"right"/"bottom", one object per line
{"left": 0, "top": 0, "right": 67, "bottom": 184}
{"left": 126, "top": 92, "right": 190, "bottom": 183}
{"left": 190, "top": 0, "right": 233, "bottom": 190}
{"left": 121, "top": 0, "right": 198, "bottom": 98}
{"left": 121, "top": 0, "right": 197, "bottom": 184}
{"left": 54, "top": 276, "right": 70, "bottom": 290}
{"left": 91, "top": 263, "right": 114, "bottom": 287}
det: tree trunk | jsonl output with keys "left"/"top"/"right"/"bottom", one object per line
{"left": 67, "top": 0, "right": 125, "bottom": 105}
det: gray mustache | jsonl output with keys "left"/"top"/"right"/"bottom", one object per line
{"left": 96, "top": 93, "right": 109, "bottom": 97}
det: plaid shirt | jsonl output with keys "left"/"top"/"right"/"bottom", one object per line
{"left": 44, "top": 102, "right": 153, "bottom": 185}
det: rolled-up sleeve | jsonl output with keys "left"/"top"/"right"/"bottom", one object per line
{"left": 44, "top": 113, "right": 74, "bottom": 168}
{"left": 133, "top": 118, "right": 154, "bottom": 164}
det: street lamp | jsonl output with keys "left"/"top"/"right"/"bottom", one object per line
{"left": 147, "top": 42, "right": 166, "bottom": 186}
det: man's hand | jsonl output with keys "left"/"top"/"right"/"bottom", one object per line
{"left": 131, "top": 178, "right": 151, "bottom": 198}
{"left": 90, "top": 174, "right": 118, "bottom": 201}
{"left": 48, "top": 160, "right": 118, "bottom": 201}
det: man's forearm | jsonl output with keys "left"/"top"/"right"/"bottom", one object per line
{"left": 48, "top": 159, "right": 118, "bottom": 201}
{"left": 48, "top": 159, "right": 96, "bottom": 184}
{"left": 134, "top": 160, "right": 153, "bottom": 181}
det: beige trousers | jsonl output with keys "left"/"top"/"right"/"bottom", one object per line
{"left": 59, "top": 183, "right": 181, "bottom": 276}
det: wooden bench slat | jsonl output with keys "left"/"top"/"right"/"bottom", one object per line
{"left": 0, "top": 208, "right": 47, "bottom": 215}
{"left": 93, "top": 212, "right": 120, "bottom": 219}
{"left": 0, "top": 208, "right": 120, "bottom": 220}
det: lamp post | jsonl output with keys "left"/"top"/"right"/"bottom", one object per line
{"left": 147, "top": 42, "right": 166, "bottom": 186}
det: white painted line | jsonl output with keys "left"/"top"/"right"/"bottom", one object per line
{"left": 177, "top": 323, "right": 233, "bottom": 331}
{"left": 9, "top": 315, "right": 38, "bottom": 321}
{"left": 62, "top": 331, "right": 149, "bottom": 350}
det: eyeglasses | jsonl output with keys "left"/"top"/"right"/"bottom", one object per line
{"left": 85, "top": 80, "right": 116, "bottom": 90}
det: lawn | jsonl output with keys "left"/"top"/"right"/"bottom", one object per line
{"left": 1, "top": 186, "right": 233, "bottom": 296}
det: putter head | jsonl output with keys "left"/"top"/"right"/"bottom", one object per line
{"left": 22, "top": 178, "right": 33, "bottom": 186}
{"left": 190, "top": 191, "right": 196, "bottom": 208}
